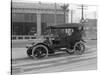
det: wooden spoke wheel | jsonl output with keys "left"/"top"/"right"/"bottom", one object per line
{"left": 74, "top": 42, "right": 85, "bottom": 55}
{"left": 32, "top": 45, "right": 48, "bottom": 59}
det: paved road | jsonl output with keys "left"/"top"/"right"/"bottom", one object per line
{"left": 11, "top": 40, "right": 97, "bottom": 75}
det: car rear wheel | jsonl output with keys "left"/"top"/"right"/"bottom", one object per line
{"left": 32, "top": 44, "right": 48, "bottom": 59}
{"left": 74, "top": 42, "right": 85, "bottom": 55}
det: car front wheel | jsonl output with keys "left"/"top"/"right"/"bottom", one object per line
{"left": 32, "top": 44, "right": 48, "bottom": 59}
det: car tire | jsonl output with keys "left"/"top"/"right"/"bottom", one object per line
{"left": 74, "top": 41, "right": 85, "bottom": 55}
{"left": 32, "top": 44, "right": 48, "bottom": 59}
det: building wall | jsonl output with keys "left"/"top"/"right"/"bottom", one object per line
{"left": 12, "top": 13, "right": 65, "bottom": 35}
{"left": 41, "top": 14, "right": 64, "bottom": 25}
{"left": 12, "top": 13, "right": 64, "bottom": 24}
{"left": 11, "top": 2, "right": 65, "bottom": 36}
{"left": 12, "top": 13, "right": 37, "bottom": 22}
{"left": 85, "top": 19, "right": 97, "bottom": 39}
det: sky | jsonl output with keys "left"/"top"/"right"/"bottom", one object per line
{"left": 12, "top": 0, "right": 97, "bottom": 21}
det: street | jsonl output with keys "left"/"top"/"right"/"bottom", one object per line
{"left": 11, "top": 40, "right": 97, "bottom": 75}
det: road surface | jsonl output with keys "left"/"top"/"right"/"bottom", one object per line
{"left": 11, "top": 40, "right": 97, "bottom": 75}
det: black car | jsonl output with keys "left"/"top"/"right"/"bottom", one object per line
{"left": 26, "top": 23, "right": 86, "bottom": 59}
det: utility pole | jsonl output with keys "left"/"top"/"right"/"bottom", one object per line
{"left": 61, "top": 4, "right": 69, "bottom": 23}
{"left": 54, "top": 3, "right": 57, "bottom": 25}
{"left": 81, "top": 5, "right": 84, "bottom": 21}
{"left": 78, "top": 4, "right": 87, "bottom": 23}
{"left": 71, "top": 10, "right": 73, "bottom": 23}
{"left": 80, "top": 5, "right": 85, "bottom": 23}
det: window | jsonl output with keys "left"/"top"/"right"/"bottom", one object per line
{"left": 12, "top": 22, "right": 37, "bottom": 35}
{"left": 65, "top": 29, "right": 74, "bottom": 36}
{"left": 12, "top": 13, "right": 37, "bottom": 35}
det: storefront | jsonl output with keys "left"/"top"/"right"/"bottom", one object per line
{"left": 12, "top": 2, "right": 67, "bottom": 40}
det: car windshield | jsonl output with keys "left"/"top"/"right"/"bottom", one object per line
{"left": 49, "top": 28, "right": 74, "bottom": 37}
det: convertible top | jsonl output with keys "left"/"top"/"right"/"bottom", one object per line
{"left": 47, "top": 23, "right": 85, "bottom": 29}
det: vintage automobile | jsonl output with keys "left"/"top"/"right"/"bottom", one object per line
{"left": 26, "top": 23, "right": 86, "bottom": 59}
